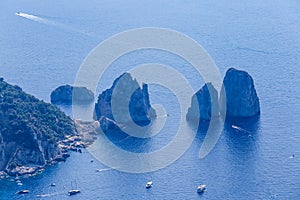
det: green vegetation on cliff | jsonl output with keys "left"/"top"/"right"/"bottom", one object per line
{"left": 0, "top": 78, "right": 75, "bottom": 146}
{"left": 0, "top": 78, "right": 77, "bottom": 175}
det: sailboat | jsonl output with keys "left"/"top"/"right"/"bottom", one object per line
{"left": 68, "top": 180, "right": 80, "bottom": 196}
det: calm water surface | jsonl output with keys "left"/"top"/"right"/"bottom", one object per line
{"left": 0, "top": 0, "right": 299, "bottom": 199}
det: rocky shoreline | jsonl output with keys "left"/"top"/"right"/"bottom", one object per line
{"left": 0, "top": 120, "right": 101, "bottom": 179}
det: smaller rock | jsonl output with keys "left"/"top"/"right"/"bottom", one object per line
{"left": 186, "top": 83, "right": 219, "bottom": 121}
{"left": 99, "top": 116, "right": 120, "bottom": 133}
{"left": 50, "top": 85, "right": 94, "bottom": 104}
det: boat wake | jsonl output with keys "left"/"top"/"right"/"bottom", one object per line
{"left": 16, "top": 12, "right": 56, "bottom": 25}
{"left": 95, "top": 167, "right": 116, "bottom": 172}
{"left": 15, "top": 12, "right": 95, "bottom": 37}
{"left": 231, "top": 125, "right": 251, "bottom": 135}
{"left": 236, "top": 47, "right": 272, "bottom": 55}
{"left": 36, "top": 191, "right": 65, "bottom": 198}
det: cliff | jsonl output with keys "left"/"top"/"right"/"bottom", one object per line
{"left": 186, "top": 83, "right": 219, "bottom": 121}
{"left": 50, "top": 84, "right": 94, "bottom": 104}
{"left": 219, "top": 68, "right": 260, "bottom": 118}
{"left": 0, "top": 78, "right": 80, "bottom": 177}
{"left": 94, "top": 73, "right": 156, "bottom": 130}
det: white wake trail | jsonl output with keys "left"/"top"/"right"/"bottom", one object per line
{"left": 95, "top": 167, "right": 119, "bottom": 172}
{"left": 16, "top": 12, "right": 56, "bottom": 25}
{"left": 231, "top": 125, "right": 244, "bottom": 131}
{"left": 231, "top": 125, "right": 251, "bottom": 134}
{"left": 15, "top": 12, "right": 95, "bottom": 37}
{"left": 36, "top": 191, "right": 65, "bottom": 198}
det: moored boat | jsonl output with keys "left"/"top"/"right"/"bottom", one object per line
{"left": 68, "top": 189, "right": 80, "bottom": 196}
{"left": 145, "top": 181, "right": 153, "bottom": 189}
{"left": 16, "top": 190, "right": 29, "bottom": 194}
{"left": 197, "top": 184, "right": 206, "bottom": 193}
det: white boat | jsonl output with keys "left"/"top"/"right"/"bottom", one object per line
{"left": 197, "top": 184, "right": 206, "bottom": 193}
{"left": 16, "top": 190, "right": 29, "bottom": 194}
{"left": 145, "top": 181, "right": 153, "bottom": 188}
{"left": 68, "top": 189, "right": 80, "bottom": 196}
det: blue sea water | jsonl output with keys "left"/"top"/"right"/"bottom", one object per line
{"left": 0, "top": 0, "right": 300, "bottom": 199}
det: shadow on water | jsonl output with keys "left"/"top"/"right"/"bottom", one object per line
{"left": 104, "top": 127, "right": 152, "bottom": 153}
{"left": 103, "top": 118, "right": 175, "bottom": 154}
{"left": 222, "top": 115, "right": 261, "bottom": 195}
{"left": 223, "top": 115, "right": 261, "bottom": 151}
{"left": 186, "top": 115, "right": 261, "bottom": 196}
{"left": 187, "top": 118, "right": 222, "bottom": 143}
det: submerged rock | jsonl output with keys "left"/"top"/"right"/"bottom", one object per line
{"left": 219, "top": 68, "right": 260, "bottom": 118}
{"left": 186, "top": 83, "right": 219, "bottom": 121}
{"left": 94, "top": 73, "right": 156, "bottom": 128}
{"left": 50, "top": 85, "right": 94, "bottom": 104}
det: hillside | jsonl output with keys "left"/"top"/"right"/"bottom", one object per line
{"left": 0, "top": 78, "right": 77, "bottom": 176}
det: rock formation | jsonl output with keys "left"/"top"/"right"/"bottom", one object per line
{"left": 0, "top": 78, "right": 86, "bottom": 177}
{"left": 50, "top": 84, "right": 94, "bottom": 104}
{"left": 186, "top": 83, "right": 219, "bottom": 121}
{"left": 94, "top": 73, "right": 156, "bottom": 128}
{"left": 219, "top": 68, "right": 260, "bottom": 118}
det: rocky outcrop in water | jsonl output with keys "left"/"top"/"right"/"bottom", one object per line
{"left": 219, "top": 68, "right": 260, "bottom": 118}
{"left": 186, "top": 83, "right": 219, "bottom": 121}
{"left": 50, "top": 85, "right": 94, "bottom": 104}
{"left": 94, "top": 73, "right": 156, "bottom": 128}
{"left": 98, "top": 116, "right": 120, "bottom": 133}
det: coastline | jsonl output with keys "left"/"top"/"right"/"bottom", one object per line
{"left": 0, "top": 120, "right": 101, "bottom": 180}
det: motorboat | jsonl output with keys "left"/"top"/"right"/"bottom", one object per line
{"left": 16, "top": 190, "right": 29, "bottom": 194}
{"left": 145, "top": 181, "right": 153, "bottom": 189}
{"left": 197, "top": 184, "right": 206, "bottom": 193}
{"left": 68, "top": 189, "right": 80, "bottom": 196}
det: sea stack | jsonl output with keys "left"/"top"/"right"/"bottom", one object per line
{"left": 50, "top": 85, "right": 94, "bottom": 104}
{"left": 186, "top": 83, "right": 219, "bottom": 121}
{"left": 219, "top": 68, "right": 260, "bottom": 118}
{"left": 94, "top": 73, "right": 156, "bottom": 130}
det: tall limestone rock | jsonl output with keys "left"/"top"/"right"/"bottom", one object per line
{"left": 220, "top": 68, "right": 260, "bottom": 118}
{"left": 94, "top": 73, "right": 156, "bottom": 130}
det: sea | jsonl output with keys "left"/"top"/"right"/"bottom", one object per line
{"left": 0, "top": 0, "right": 299, "bottom": 199}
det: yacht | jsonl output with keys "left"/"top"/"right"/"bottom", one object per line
{"left": 68, "top": 189, "right": 80, "bottom": 196}
{"left": 145, "top": 181, "right": 153, "bottom": 189}
{"left": 197, "top": 184, "right": 206, "bottom": 193}
{"left": 16, "top": 190, "right": 29, "bottom": 194}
